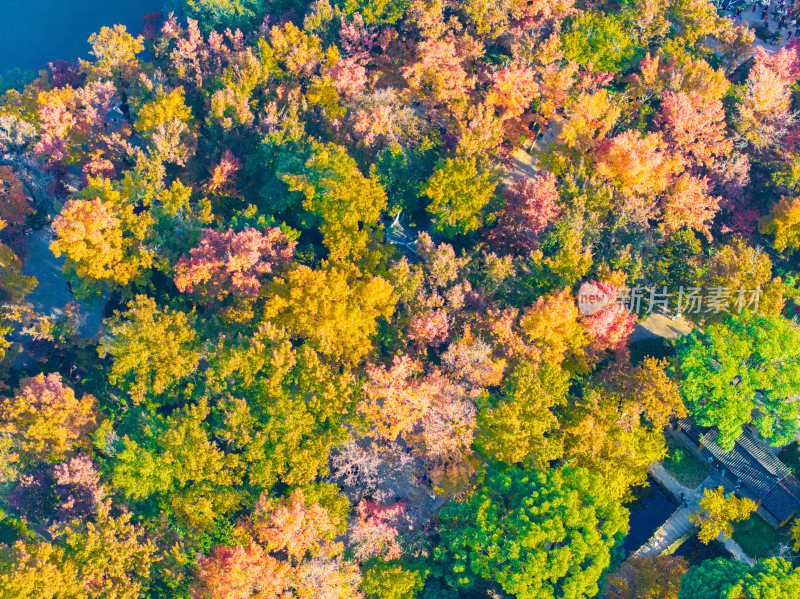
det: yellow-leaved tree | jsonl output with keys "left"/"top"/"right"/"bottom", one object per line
{"left": 690, "top": 486, "right": 757, "bottom": 544}
{"left": 50, "top": 177, "right": 156, "bottom": 294}
{"left": 423, "top": 157, "right": 497, "bottom": 238}
{"left": 263, "top": 262, "right": 395, "bottom": 365}
{"left": 283, "top": 141, "right": 387, "bottom": 262}
{"left": 85, "top": 24, "right": 144, "bottom": 81}
{"left": 0, "top": 502, "right": 157, "bottom": 599}
{"left": 98, "top": 295, "right": 201, "bottom": 404}
{"left": 761, "top": 196, "right": 800, "bottom": 253}
{"left": 0, "top": 372, "right": 97, "bottom": 465}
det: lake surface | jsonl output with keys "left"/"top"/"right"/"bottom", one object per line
{"left": 0, "top": 0, "right": 168, "bottom": 73}
{"left": 622, "top": 477, "right": 679, "bottom": 556}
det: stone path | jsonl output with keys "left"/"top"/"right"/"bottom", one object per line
{"left": 723, "top": 533, "right": 756, "bottom": 564}
{"left": 729, "top": 1, "right": 793, "bottom": 52}
{"left": 634, "top": 462, "right": 756, "bottom": 565}
{"left": 504, "top": 120, "right": 561, "bottom": 184}
{"left": 629, "top": 312, "right": 694, "bottom": 344}
{"left": 633, "top": 464, "right": 718, "bottom": 558}
{"left": 634, "top": 505, "right": 694, "bottom": 557}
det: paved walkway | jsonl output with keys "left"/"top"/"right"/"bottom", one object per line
{"left": 723, "top": 534, "right": 756, "bottom": 564}
{"left": 672, "top": 427, "right": 786, "bottom": 528}
{"left": 634, "top": 462, "right": 755, "bottom": 565}
{"left": 504, "top": 119, "right": 561, "bottom": 184}
{"left": 629, "top": 313, "right": 694, "bottom": 343}
{"left": 730, "top": 1, "right": 794, "bottom": 52}
{"left": 18, "top": 226, "right": 105, "bottom": 337}
{"left": 633, "top": 464, "right": 718, "bottom": 558}
{"left": 634, "top": 504, "right": 696, "bottom": 557}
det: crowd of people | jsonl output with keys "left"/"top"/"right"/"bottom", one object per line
{"left": 726, "top": 0, "right": 800, "bottom": 44}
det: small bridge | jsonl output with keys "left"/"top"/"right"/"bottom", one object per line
{"left": 632, "top": 505, "right": 694, "bottom": 558}
{"left": 631, "top": 470, "right": 717, "bottom": 559}
{"left": 631, "top": 465, "right": 755, "bottom": 565}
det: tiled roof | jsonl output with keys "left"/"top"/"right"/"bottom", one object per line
{"left": 676, "top": 417, "right": 800, "bottom": 523}
{"left": 702, "top": 428, "right": 779, "bottom": 498}
{"left": 763, "top": 484, "right": 800, "bottom": 523}
{"left": 736, "top": 430, "right": 791, "bottom": 478}
{"left": 782, "top": 474, "right": 800, "bottom": 498}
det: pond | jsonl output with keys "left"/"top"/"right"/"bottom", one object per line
{"left": 622, "top": 477, "right": 680, "bottom": 557}
{"left": 0, "top": 0, "right": 169, "bottom": 73}
{"left": 673, "top": 536, "right": 732, "bottom": 565}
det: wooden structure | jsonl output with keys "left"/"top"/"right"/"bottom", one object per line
{"left": 676, "top": 417, "right": 800, "bottom": 527}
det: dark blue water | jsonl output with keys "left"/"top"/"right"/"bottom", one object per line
{"left": 622, "top": 478, "right": 679, "bottom": 556}
{"left": 673, "top": 535, "right": 731, "bottom": 565}
{"left": 0, "top": 0, "right": 167, "bottom": 72}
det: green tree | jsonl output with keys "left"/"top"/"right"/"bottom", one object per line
{"left": 98, "top": 295, "right": 202, "bottom": 405}
{"left": 676, "top": 312, "right": 800, "bottom": 450}
{"left": 111, "top": 399, "right": 242, "bottom": 532}
{"left": 111, "top": 329, "right": 356, "bottom": 532}
{"left": 562, "top": 12, "right": 640, "bottom": 72}
{"left": 679, "top": 557, "right": 800, "bottom": 599}
{"left": 182, "top": 0, "right": 293, "bottom": 33}
{"left": 647, "top": 230, "right": 703, "bottom": 307}
{"left": 435, "top": 465, "right": 628, "bottom": 598}
{"left": 283, "top": 142, "right": 387, "bottom": 261}
{"left": 361, "top": 559, "right": 427, "bottom": 599}
{"left": 475, "top": 361, "right": 568, "bottom": 468}
{"left": 211, "top": 342, "right": 356, "bottom": 488}
{"left": 423, "top": 157, "right": 497, "bottom": 238}
{"left": 335, "top": 0, "right": 409, "bottom": 24}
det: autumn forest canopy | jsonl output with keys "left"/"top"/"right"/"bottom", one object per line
{"left": 4, "top": 0, "right": 800, "bottom": 596}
